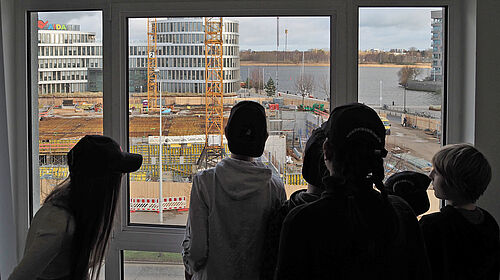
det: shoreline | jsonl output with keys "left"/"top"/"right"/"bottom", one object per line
{"left": 240, "top": 62, "right": 431, "bottom": 68}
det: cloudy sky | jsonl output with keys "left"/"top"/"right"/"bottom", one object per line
{"left": 39, "top": 8, "right": 442, "bottom": 51}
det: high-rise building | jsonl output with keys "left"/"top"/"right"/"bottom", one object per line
{"left": 128, "top": 18, "right": 240, "bottom": 94}
{"left": 38, "top": 18, "right": 240, "bottom": 95}
{"left": 37, "top": 22, "right": 102, "bottom": 94}
{"left": 431, "top": 10, "right": 443, "bottom": 81}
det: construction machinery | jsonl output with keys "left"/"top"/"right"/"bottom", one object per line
{"left": 198, "top": 17, "right": 225, "bottom": 169}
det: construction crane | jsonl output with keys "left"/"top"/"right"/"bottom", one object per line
{"left": 198, "top": 17, "right": 225, "bottom": 169}
{"left": 146, "top": 18, "right": 158, "bottom": 113}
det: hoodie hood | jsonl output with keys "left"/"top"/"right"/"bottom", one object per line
{"left": 288, "top": 189, "right": 321, "bottom": 208}
{"left": 215, "top": 157, "right": 272, "bottom": 200}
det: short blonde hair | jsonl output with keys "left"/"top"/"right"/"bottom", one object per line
{"left": 432, "top": 144, "right": 491, "bottom": 203}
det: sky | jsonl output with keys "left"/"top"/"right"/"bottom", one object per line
{"left": 39, "top": 8, "right": 442, "bottom": 51}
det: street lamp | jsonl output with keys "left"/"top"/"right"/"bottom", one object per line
{"left": 154, "top": 68, "right": 163, "bottom": 223}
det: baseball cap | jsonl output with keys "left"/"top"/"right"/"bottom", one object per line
{"left": 68, "top": 135, "right": 143, "bottom": 175}
{"left": 325, "top": 103, "right": 388, "bottom": 157}
{"left": 225, "top": 101, "right": 268, "bottom": 157}
{"left": 302, "top": 123, "right": 328, "bottom": 188}
{"left": 384, "top": 171, "right": 431, "bottom": 215}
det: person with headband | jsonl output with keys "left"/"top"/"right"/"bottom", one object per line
{"left": 420, "top": 144, "right": 500, "bottom": 280}
{"left": 182, "top": 101, "right": 286, "bottom": 280}
{"left": 275, "top": 103, "right": 430, "bottom": 280}
{"left": 9, "top": 135, "right": 143, "bottom": 280}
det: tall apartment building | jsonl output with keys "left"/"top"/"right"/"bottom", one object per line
{"left": 431, "top": 10, "right": 443, "bottom": 81}
{"left": 37, "top": 22, "right": 102, "bottom": 94}
{"left": 128, "top": 18, "right": 240, "bottom": 94}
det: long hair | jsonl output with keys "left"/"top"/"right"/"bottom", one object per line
{"left": 325, "top": 132, "right": 397, "bottom": 250}
{"left": 45, "top": 172, "right": 122, "bottom": 280}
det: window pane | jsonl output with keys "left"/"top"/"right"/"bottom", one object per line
{"left": 358, "top": 8, "right": 444, "bottom": 215}
{"left": 123, "top": 251, "right": 184, "bottom": 280}
{"left": 32, "top": 11, "right": 103, "bottom": 214}
{"left": 128, "top": 17, "right": 330, "bottom": 225}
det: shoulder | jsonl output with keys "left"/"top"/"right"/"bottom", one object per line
{"left": 192, "top": 168, "right": 216, "bottom": 188}
{"left": 419, "top": 209, "right": 451, "bottom": 233}
{"left": 479, "top": 207, "right": 500, "bottom": 231}
{"left": 282, "top": 199, "right": 321, "bottom": 227}
{"left": 193, "top": 168, "right": 215, "bottom": 181}
{"left": 270, "top": 172, "right": 284, "bottom": 185}
{"left": 34, "top": 204, "right": 75, "bottom": 236}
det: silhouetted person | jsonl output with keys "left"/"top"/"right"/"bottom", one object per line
{"left": 420, "top": 144, "right": 500, "bottom": 280}
{"left": 384, "top": 171, "right": 431, "bottom": 216}
{"left": 275, "top": 103, "right": 430, "bottom": 280}
{"left": 9, "top": 135, "right": 143, "bottom": 280}
{"left": 182, "top": 101, "right": 286, "bottom": 280}
{"left": 260, "top": 123, "right": 328, "bottom": 280}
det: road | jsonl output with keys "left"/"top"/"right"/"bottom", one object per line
{"left": 385, "top": 114, "right": 441, "bottom": 162}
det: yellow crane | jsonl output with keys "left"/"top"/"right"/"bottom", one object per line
{"left": 198, "top": 17, "right": 225, "bottom": 168}
{"left": 146, "top": 18, "right": 158, "bottom": 113}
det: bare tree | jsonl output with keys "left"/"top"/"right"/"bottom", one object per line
{"left": 249, "top": 69, "right": 264, "bottom": 90}
{"left": 295, "top": 74, "right": 314, "bottom": 106}
{"left": 398, "top": 66, "right": 421, "bottom": 87}
{"left": 319, "top": 74, "right": 330, "bottom": 99}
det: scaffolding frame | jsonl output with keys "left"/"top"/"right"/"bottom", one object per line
{"left": 146, "top": 18, "right": 158, "bottom": 112}
{"left": 199, "top": 17, "right": 225, "bottom": 168}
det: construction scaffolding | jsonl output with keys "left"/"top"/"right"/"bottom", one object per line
{"left": 198, "top": 17, "right": 225, "bottom": 168}
{"left": 146, "top": 18, "right": 158, "bottom": 112}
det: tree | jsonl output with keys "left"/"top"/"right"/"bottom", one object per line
{"left": 398, "top": 66, "right": 421, "bottom": 87}
{"left": 295, "top": 74, "right": 314, "bottom": 106}
{"left": 319, "top": 74, "right": 330, "bottom": 99}
{"left": 295, "top": 74, "right": 314, "bottom": 96}
{"left": 265, "top": 77, "right": 276, "bottom": 97}
{"left": 249, "top": 69, "right": 264, "bottom": 90}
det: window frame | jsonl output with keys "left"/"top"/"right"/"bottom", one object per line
{"left": 10, "top": 0, "right": 473, "bottom": 279}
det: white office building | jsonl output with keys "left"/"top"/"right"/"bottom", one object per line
{"left": 128, "top": 18, "right": 240, "bottom": 94}
{"left": 37, "top": 23, "right": 102, "bottom": 94}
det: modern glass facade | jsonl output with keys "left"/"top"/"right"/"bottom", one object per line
{"left": 128, "top": 18, "right": 240, "bottom": 94}
{"left": 38, "top": 18, "right": 240, "bottom": 95}
{"left": 431, "top": 10, "right": 443, "bottom": 81}
{"left": 37, "top": 26, "right": 102, "bottom": 94}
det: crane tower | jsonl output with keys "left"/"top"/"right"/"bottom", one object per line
{"left": 198, "top": 17, "right": 225, "bottom": 168}
{"left": 146, "top": 18, "right": 158, "bottom": 113}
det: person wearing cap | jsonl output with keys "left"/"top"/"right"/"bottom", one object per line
{"left": 384, "top": 171, "right": 431, "bottom": 216}
{"left": 260, "top": 123, "right": 328, "bottom": 280}
{"left": 182, "top": 101, "right": 286, "bottom": 280}
{"left": 275, "top": 103, "right": 430, "bottom": 280}
{"left": 419, "top": 144, "right": 500, "bottom": 280}
{"left": 9, "top": 135, "right": 143, "bottom": 280}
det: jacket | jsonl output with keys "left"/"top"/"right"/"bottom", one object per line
{"left": 182, "top": 157, "right": 286, "bottom": 280}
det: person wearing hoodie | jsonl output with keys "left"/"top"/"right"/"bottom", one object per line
{"left": 182, "top": 101, "right": 286, "bottom": 280}
{"left": 275, "top": 103, "right": 431, "bottom": 280}
{"left": 260, "top": 123, "right": 328, "bottom": 280}
{"left": 420, "top": 144, "right": 500, "bottom": 280}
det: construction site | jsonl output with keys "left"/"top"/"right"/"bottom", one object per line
{"left": 36, "top": 17, "right": 441, "bottom": 224}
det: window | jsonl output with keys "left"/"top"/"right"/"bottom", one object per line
{"left": 13, "top": 1, "right": 477, "bottom": 279}
{"left": 128, "top": 16, "right": 330, "bottom": 226}
{"left": 30, "top": 11, "right": 103, "bottom": 211}
{"left": 359, "top": 7, "right": 445, "bottom": 215}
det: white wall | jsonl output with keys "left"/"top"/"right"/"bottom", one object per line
{"left": 475, "top": 0, "right": 500, "bottom": 221}
{"left": 0, "top": 0, "right": 17, "bottom": 277}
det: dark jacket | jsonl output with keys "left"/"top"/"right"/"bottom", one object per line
{"left": 260, "top": 189, "right": 321, "bottom": 280}
{"left": 420, "top": 205, "right": 500, "bottom": 280}
{"left": 275, "top": 177, "right": 431, "bottom": 280}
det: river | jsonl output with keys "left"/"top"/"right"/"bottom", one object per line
{"left": 240, "top": 65, "right": 442, "bottom": 110}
